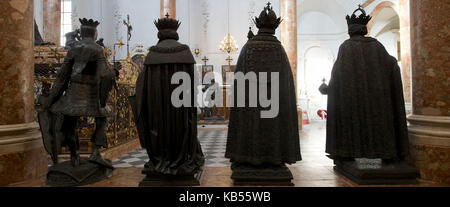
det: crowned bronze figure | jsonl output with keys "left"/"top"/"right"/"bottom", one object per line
{"left": 226, "top": 3, "right": 301, "bottom": 186}
{"left": 38, "top": 18, "right": 118, "bottom": 186}
{"left": 322, "top": 6, "right": 419, "bottom": 184}
{"left": 130, "top": 14, "right": 204, "bottom": 186}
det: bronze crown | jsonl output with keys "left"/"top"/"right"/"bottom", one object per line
{"left": 254, "top": 2, "right": 282, "bottom": 31}
{"left": 154, "top": 13, "right": 181, "bottom": 31}
{"left": 79, "top": 18, "right": 100, "bottom": 27}
{"left": 346, "top": 5, "right": 372, "bottom": 26}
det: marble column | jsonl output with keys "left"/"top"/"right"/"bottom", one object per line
{"left": 0, "top": 0, "right": 47, "bottom": 186}
{"left": 43, "top": 0, "right": 61, "bottom": 46}
{"left": 161, "top": 0, "right": 176, "bottom": 19}
{"left": 399, "top": 0, "right": 412, "bottom": 108}
{"left": 408, "top": 0, "right": 450, "bottom": 184}
{"left": 281, "top": 0, "right": 302, "bottom": 130}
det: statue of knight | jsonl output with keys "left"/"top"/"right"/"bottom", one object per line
{"left": 38, "top": 18, "right": 118, "bottom": 186}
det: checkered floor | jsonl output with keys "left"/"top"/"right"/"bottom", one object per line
{"left": 112, "top": 130, "right": 231, "bottom": 168}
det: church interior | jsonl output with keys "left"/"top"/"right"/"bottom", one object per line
{"left": 0, "top": 0, "right": 448, "bottom": 188}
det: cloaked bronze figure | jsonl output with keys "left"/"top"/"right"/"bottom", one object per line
{"left": 322, "top": 6, "right": 419, "bottom": 184}
{"left": 130, "top": 14, "right": 204, "bottom": 186}
{"left": 226, "top": 3, "right": 301, "bottom": 186}
{"left": 38, "top": 18, "right": 117, "bottom": 186}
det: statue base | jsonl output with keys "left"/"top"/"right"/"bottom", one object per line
{"left": 46, "top": 158, "right": 114, "bottom": 187}
{"left": 230, "top": 163, "right": 294, "bottom": 186}
{"left": 139, "top": 167, "right": 204, "bottom": 187}
{"left": 334, "top": 159, "right": 420, "bottom": 185}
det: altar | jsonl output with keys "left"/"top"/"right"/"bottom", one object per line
{"left": 197, "top": 64, "right": 234, "bottom": 124}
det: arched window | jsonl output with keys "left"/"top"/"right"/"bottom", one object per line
{"left": 60, "top": 0, "right": 72, "bottom": 45}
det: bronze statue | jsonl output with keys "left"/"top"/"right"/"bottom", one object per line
{"left": 247, "top": 27, "right": 255, "bottom": 40}
{"left": 38, "top": 18, "right": 118, "bottom": 186}
{"left": 322, "top": 6, "right": 419, "bottom": 184}
{"left": 34, "top": 20, "right": 55, "bottom": 46}
{"left": 225, "top": 3, "right": 301, "bottom": 186}
{"left": 96, "top": 38, "right": 105, "bottom": 47}
{"left": 130, "top": 14, "right": 204, "bottom": 186}
{"left": 64, "top": 29, "right": 81, "bottom": 50}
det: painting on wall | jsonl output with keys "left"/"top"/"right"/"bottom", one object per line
{"left": 202, "top": 65, "right": 214, "bottom": 85}
{"left": 221, "top": 65, "right": 235, "bottom": 85}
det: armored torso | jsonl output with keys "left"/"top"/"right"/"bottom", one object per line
{"left": 50, "top": 39, "right": 113, "bottom": 117}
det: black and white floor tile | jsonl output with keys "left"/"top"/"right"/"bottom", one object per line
{"left": 112, "top": 129, "right": 231, "bottom": 168}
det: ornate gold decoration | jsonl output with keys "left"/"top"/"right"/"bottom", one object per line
{"left": 226, "top": 56, "right": 233, "bottom": 65}
{"left": 194, "top": 48, "right": 200, "bottom": 57}
{"left": 202, "top": 56, "right": 209, "bottom": 66}
{"left": 219, "top": 0, "right": 239, "bottom": 55}
{"left": 34, "top": 46, "right": 140, "bottom": 154}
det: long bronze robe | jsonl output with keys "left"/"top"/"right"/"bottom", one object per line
{"left": 226, "top": 33, "right": 302, "bottom": 165}
{"left": 132, "top": 39, "right": 204, "bottom": 175}
{"left": 326, "top": 36, "right": 410, "bottom": 161}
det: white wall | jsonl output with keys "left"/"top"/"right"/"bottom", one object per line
{"left": 376, "top": 30, "right": 399, "bottom": 59}
{"left": 302, "top": 46, "right": 334, "bottom": 120}
{"left": 296, "top": 0, "right": 348, "bottom": 109}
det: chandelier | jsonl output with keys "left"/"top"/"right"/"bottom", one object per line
{"left": 219, "top": 0, "right": 239, "bottom": 56}
{"left": 219, "top": 33, "right": 239, "bottom": 54}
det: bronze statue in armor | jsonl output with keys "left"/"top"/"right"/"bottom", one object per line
{"left": 39, "top": 18, "right": 117, "bottom": 169}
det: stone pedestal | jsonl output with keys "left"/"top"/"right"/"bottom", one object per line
{"left": 281, "top": 0, "right": 302, "bottom": 130}
{"left": 334, "top": 159, "right": 420, "bottom": 185}
{"left": 46, "top": 158, "right": 114, "bottom": 187}
{"left": 0, "top": 0, "right": 48, "bottom": 186}
{"left": 0, "top": 123, "right": 48, "bottom": 186}
{"left": 43, "top": 0, "right": 61, "bottom": 46}
{"left": 408, "top": 0, "right": 450, "bottom": 184}
{"left": 160, "top": 0, "right": 176, "bottom": 19}
{"left": 230, "top": 163, "right": 294, "bottom": 186}
{"left": 139, "top": 167, "right": 203, "bottom": 187}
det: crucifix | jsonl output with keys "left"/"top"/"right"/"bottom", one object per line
{"left": 226, "top": 56, "right": 233, "bottom": 65}
{"left": 123, "top": 14, "right": 133, "bottom": 56}
{"left": 202, "top": 56, "right": 209, "bottom": 66}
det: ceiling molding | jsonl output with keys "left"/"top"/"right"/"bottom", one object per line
{"left": 361, "top": 0, "right": 375, "bottom": 8}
